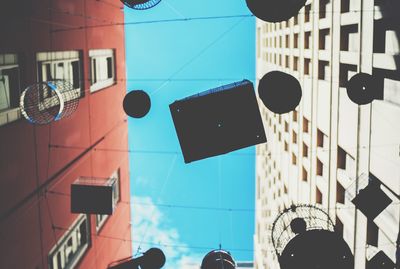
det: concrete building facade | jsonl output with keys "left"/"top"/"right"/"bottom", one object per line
{"left": 0, "top": 1, "right": 132, "bottom": 268}
{"left": 254, "top": 0, "right": 400, "bottom": 268}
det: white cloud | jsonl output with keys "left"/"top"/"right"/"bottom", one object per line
{"left": 131, "top": 196, "right": 203, "bottom": 269}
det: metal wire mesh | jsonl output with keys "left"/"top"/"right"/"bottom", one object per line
{"left": 271, "top": 204, "right": 335, "bottom": 256}
{"left": 121, "top": 0, "right": 162, "bottom": 10}
{"left": 20, "top": 80, "right": 79, "bottom": 124}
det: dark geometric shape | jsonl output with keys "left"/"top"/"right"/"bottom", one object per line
{"left": 71, "top": 177, "right": 116, "bottom": 215}
{"left": 351, "top": 182, "right": 392, "bottom": 220}
{"left": 346, "top": 72, "right": 382, "bottom": 105}
{"left": 201, "top": 249, "right": 236, "bottom": 269}
{"left": 121, "top": 0, "right": 161, "bottom": 10}
{"left": 169, "top": 80, "right": 267, "bottom": 163}
{"left": 258, "top": 71, "right": 302, "bottom": 114}
{"left": 367, "top": 251, "right": 396, "bottom": 269}
{"left": 108, "top": 248, "right": 166, "bottom": 269}
{"left": 123, "top": 90, "right": 151, "bottom": 118}
{"left": 246, "top": 0, "right": 307, "bottom": 23}
{"left": 279, "top": 230, "right": 354, "bottom": 269}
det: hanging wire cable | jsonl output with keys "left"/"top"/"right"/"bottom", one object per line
{"left": 51, "top": 14, "right": 254, "bottom": 32}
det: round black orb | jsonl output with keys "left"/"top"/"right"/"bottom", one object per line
{"left": 279, "top": 230, "right": 354, "bottom": 269}
{"left": 246, "top": 0, "right": 307, "bottom": 23}
{"left": 346, "top": 73, "right": 378, "bottom": 105}
{"left": 140, "top": 248, "right": 166, "bottom": 269}
{"left": 201, "top": 250, "right": 235, "bottom": 269}
{"left": 258, "top": 71, "right": 302, "bottom": 114}
{"left": 123, "top": 90, "right": 151, "bottom": 118}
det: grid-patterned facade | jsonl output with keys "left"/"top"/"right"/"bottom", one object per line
{"left": 254, "top": 0, "right": 400, "bottom": 269}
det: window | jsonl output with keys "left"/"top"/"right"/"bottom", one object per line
{"left": 337, "top": 181, "right": 345, "bottom": 204}
{"left": 320, "top": 0, "right": 329, "bottom": 18}
{"left": 366, "top": 221, "right": 379, "bottom": 247}
{"left": 316, "top": 187, "right": 323, "bottom": 204}
{"left": 292, "top": 131, "right": 297, "bottom": 144}
{"left": 303, "top": 117, "right": 309, "bottom": 133}
{"left": 303, "top": 143, "right": 308, "bottom": 158}
{"left": 37, "top": 51, "right": 82, "bottom": 94}
{"left": 304, "top": 4, "right": 311, "bottom": 22}
{"left": 319, "top": 29, "right": 330, "bottom": 50}
{"left": 0, "top": 53, "right": 21, "bottom": 126}
{"left": 96, "top": 169, "right": 120, "bottom": 232}
{"left": 337, "top": 146, "right": 346, "bottom": 169}
{"left": 304, "top": 58, "right": 311, "bottom": 75}
{"left": 292, "top": 153, "right": 297, "bottom": 165}
{"left": 293, "top": 110, "right": 298, "bottom": 122}
{"left": 294, "top": 34, "right": 299, "bottom": 48}
{"left": 317, "top": 158, "right": 323, "bottom": 176}
{"left": 89, "top": 49, "right": 115, "bottom": 92}
{"left": 302, "top": 167, "right": 308, "bottom": 182}
{"left": 317, "top": 129, "right": 324, "bottom": 147}
{"left": 304, "top": 32, "right": 311, "bottom": 49}
{"left": 284, "top": 142, "right": 289, "bottom": 151}
{"left": 318, "top": 60, "right": 329, "bottom": 80}
{"left": 293, "top": 56, "right": 299, "bottom": 71}
{"left": 48, "top": 214, "right": 90, "bottom": 269}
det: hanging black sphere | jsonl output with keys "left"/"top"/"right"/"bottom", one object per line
{"left": 123, "top": 90, "right": 151, "bottom": 118}
{"left": 121, "top": 0, "right": 162, "bottom": 10}
{"left": 140, "top": 248, "right": 166, "bottom": 269}
{"left": 258, "top": 71, "right": 302, "bottom": 114}
{"left": 346, "top": 73, "right": 380, "bottom": 105}
{"left": 201, "top": 250, "right": 236, "bottom": 269}
{"left": 246, "top": 0, "right": 307, "bottom": 23}
{"left": 279, "top": 229, "right": 354, "bottom": 269}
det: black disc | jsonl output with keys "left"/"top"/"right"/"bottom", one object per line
{"left": 141, "top": 248, "right": 166, "bottom": 269}
{"left": 279, "top": 230, "right": 354, "bottom": 269}
{"left": 123, "top": 90, "right": 151, "bottom": 118}
{"left": 258, "top": 71, "right": 302, "bottom": 114}
{"left": 246, "top": 0, "right": 307, "bottom": 23}
{"left": 346, "top": 73, "right": 378, "bottom": 105}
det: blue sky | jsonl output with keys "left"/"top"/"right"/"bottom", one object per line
{"left": 124, "top": 1, "right": 256, "bottom": 267}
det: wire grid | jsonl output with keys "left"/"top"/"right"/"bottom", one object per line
{"left": 271, "top": 204, "right": 335, "bottom": 256}
{"left": 20, "top": 80, "right": 79, "bottom": 124}
{"left": 121, "top": 0, "right": 162, "bottom": 10}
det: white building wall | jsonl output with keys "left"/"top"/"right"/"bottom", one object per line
{"left": 254, "top": 0, "right": 400, "bottom": 268}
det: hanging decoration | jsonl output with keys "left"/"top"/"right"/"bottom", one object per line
{"left": 246, "top": 0, "right": 306, "bottom": 23}
{"left": 201, "top": 249, "right": 236, "bottom": 269}
{"left": 20, "top": 80, "right": 80, "bottom": 124}
{"left": 120, "top": 0, "right": 162, "bottom": 10}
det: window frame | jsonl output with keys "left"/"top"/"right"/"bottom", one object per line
{"left": 48, "top": 214, "right": 91, "bottom": 269}
{"left": 89, "top": 49, "right": 116, "bottom": 93}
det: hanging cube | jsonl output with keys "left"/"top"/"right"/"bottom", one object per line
{"left": 351, "top": 182, "right": 392, "bottom": 220}
{"left": 169, "top": 80, "right": 267, "bottom": 163}
{"left": 71, "top": 177, "right": 117, "bottom": 215}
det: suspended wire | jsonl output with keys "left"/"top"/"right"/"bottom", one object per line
{"left": 150, "top": 16, "right": 248, "bottom": 96}
{"left": 52, "top": 14, "right": 254, "bottom": 32}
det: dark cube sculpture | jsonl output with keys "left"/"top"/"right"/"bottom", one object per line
{"left": 169, "top": 80, "right": 266, "bottom": 163}
{"left": 71, "top": 177, "right": 117, "bottom": 215}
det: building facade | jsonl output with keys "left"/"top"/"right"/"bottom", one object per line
{"left": 254, "top": 0, "right": 400, "bottom": 268}
{"left": 0, "top": 0, "right": 132, "bottom": 268}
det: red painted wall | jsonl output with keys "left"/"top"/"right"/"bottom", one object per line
{"left": 0, "top": 0, "right": 132, "bottom": 268}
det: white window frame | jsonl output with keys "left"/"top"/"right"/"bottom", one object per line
{"left": 89, "top": 49, "right": 115, "bottom": 93}
{"left": 95, "top": 169, "right": 120, "bottom": 232}
{"left": 0, "top": 53, "right": 21, "bottom": 126}
{"left": 36, "top": 51, "right": 82, "bottom": 106}
{"left": 48, "top": 214, "right": 91, "bottom": 269}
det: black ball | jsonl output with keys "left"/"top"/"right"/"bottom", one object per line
{"left": 346, "top": 73, "right": 379, "bottom": 105}
{"left": 246, "top": 0, "right": 307, "bottom": 23}
{"left": 141, "top": 248, "right": 166, "bottom": 269}
{"left": 258, "top": 71, "right": 302, "bottom": 114}
{"left": 123, "top": 90, "right": 151, "bottom": 118}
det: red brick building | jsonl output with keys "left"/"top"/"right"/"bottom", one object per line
{"left": 0, "top": 0, "right": 132, "bottom": 268}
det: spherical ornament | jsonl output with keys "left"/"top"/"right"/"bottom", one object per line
{"left": 201, "top": 250, "right": 236, "bottom": 269}
{"left": 346, "top": 73, "right": 379, "bottom": 105}
{"left": 121, "top": 0, "right": 162, "bottom": 10}
{"left": 258, "top": 71, "right": 302, "bottom": 114}
{"left": 123, "top": 90, "right": 151, "bottom": 118}
{"left": 271, "top": 205, "right": 354, "bottom": 269}
{"left": 20, "top": 80, "right": 79, "bottom": 124}
{"left": 246, "top": 0, "right": 307, "bottom": 23}
{"left": 141, "top": 248, "right": 166, "bottom": 269}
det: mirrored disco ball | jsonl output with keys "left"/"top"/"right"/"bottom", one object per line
{"left": 271, "top": 204, "right": 335, "bottom": 256}
{"left": 120, "top": 0, "right": 162, "bottom": 10}
{"left": 20, "top": 80, "right": 80, "bottom": 124}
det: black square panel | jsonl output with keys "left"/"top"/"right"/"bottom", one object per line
{"left": 351, "top": 182, "right": 392, "bottom": 220}
{"left": 169, "top": 80, "right": 267, "bottom": 163}
{"left": 367, "top": 251, "right": 395, "bottom": 269}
